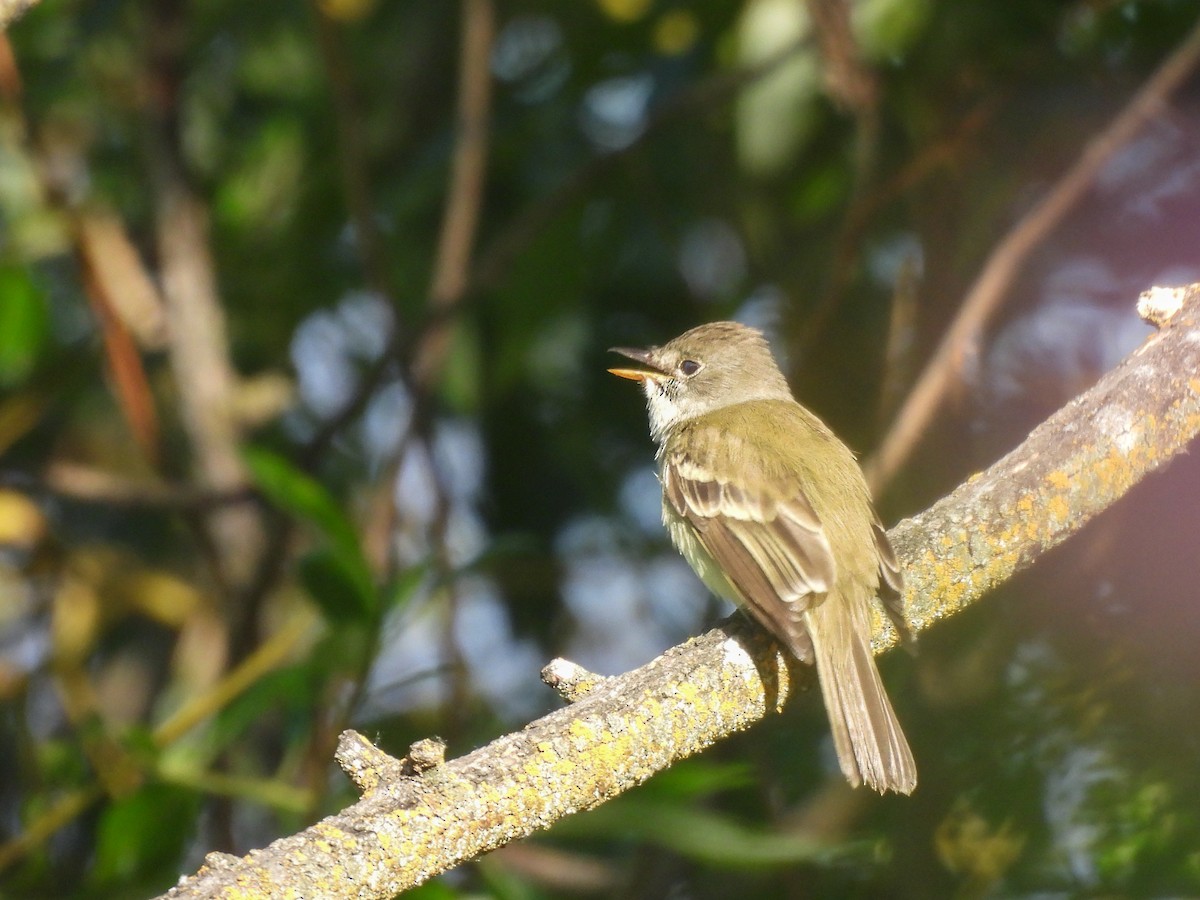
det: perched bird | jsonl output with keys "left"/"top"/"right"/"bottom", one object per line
{"left": 609, "top": 321, "right": 915, "bottom": 794}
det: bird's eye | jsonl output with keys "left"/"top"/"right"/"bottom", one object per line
{"left": 679, "top": 359, "right": 701, "bottom": 377}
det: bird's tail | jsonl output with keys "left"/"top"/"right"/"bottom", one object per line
{"left": 804, "top": 599, "right": 916, "bottom": 794}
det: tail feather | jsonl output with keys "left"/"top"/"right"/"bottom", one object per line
{"left": 804, "top": 601, "right": 916, "bottom": 794}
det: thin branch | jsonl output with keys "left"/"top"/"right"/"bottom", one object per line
{"left": 795, "top": 97, "right": 995, "bottom": 361}
{"left": 864, "top": 13, "right": 1200, "bottom": 493}
{"left": 395, "top": 0, "right": 496, "bottom": 749}
{"left": 23, "top": 462, "right": 253, "bottom": 510}
{"left": 298, "top": 0, "right": 497, "bottom": 815}
{"left": 76, "top": 238, "right": 162, "bottom": 464}
{"left": 0, "top": 786, "right": 103, "bottom": 872}
{"left": 412, "top": 0, "right": 494, "bottom": 388}
{"left": 312, "top": 4, "right": 393, "bottom": 303}
{"left": 159, "top": 286, "right": 1200, "bottom": 898}
{"left": 794, "top": 0, "right": 886, "bottom": 360}
{"left": 148, "top": 2, "right": 265, "bottom": 595}
{"left": 151, "top": 617, "right": 313, "bottom": 748}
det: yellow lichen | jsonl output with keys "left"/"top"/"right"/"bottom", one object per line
{"left": 1046, "top": 494, "right": 1071, "bottom": 528}
{"left": 568, "top": 719, "right": 595, "bottom": 742}
{"left": 1046, "top": 470, "right": 1070, "bottom": 489}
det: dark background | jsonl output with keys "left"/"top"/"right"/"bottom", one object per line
{"left": 2, "top": 0, "right": 1200, "bottom": 896}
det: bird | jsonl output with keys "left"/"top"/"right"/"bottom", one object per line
{"left": 609, "top": 321, "right": 915, "bottom": 794}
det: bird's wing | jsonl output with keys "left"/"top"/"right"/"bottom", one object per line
{"left": 871, "top": 518, "right": 912, "bottom": 644}
{"left": 662, "top": 432, "right": 836, "bottom": 661}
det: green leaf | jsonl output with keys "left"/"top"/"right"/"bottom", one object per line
{"left": 439, "top": 323, "right": 482, "bottom": 413}
{"left": 299, "top": 547, "right": 375, "bottom": 624}
{"left": 202, "top": 663, "right": 320, "bottom": 757}
{"left": 243, "top": 447, "right": 357, "bottom": 552}
{"left": 0, "top": 266, "right": 48, "bottom": 386}
{"left": 638, "top": 759, "right": 757, "bottom": 799}
{"left": 244, "top": 446, "right": 377, "bottom": 623}
{"left": 552, "top": 797, "right": 874, "bottom": 869}
{"left": 854, "top": 0, "right": 932, "bottom": 60}
{"left": 403, "top": 879, "right": 462, "bottom": 900}
{"left": 477, "top": 854, "right": 551, "bottom": 900}
{"left": 382, "top": 561, "right": 430, "bottom": 612}
{"left": 90, "top": 783, "right": 200, "bottom": 888}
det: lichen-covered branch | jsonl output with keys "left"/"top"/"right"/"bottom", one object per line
{"left": 888, "top": 283, "right": 1200, "bottom": 645}
{"left": 159, "top": 287, "right": 1200, "bottom": 899}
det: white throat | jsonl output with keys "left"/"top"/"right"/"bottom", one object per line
{"left": 642, "top": 378, "right": 687, "bottom": 443}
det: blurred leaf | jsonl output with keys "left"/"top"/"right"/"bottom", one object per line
{"left": 637, "top": 759, "right": 756, "bottom": 800}
{"left": 854, "top": 0, "right": 932, "bottom": 60}
{"left": 383, "top": 561, "right": 430, "bottom": 612}
{"left": 91, "top": 291, "right": 160, "bottom": 462}
{"left": 299, "top": 546, "right": 375, "bottom": 624}
{"left": 404, "top": 878, "right": 463, "bottom": 900}
{"left": 598, "top": 0, "right": 652, "bottom": 23}
{"left": 318, "top": 0, "right": 380, "bottom": 23}
{"left": 33, "top": 737, "right": 91, "bottom": 788}
{"left": 238, "top": 24, "right": 322, "bottom": 98}
{"left": 735, "top": 0, "right": 819, "bottom": 177}
{"left": 0, "top": 386, "right": 49, "bottom": 455}
{"left": 215, "top": 117, "right": 305, "bottom": 233}
{"left": 935, "top": 801, "right": 1025, "bottom": 888}
{"left": 654, "top": 10, "right": 700, "bottom": 56}
{"left": 791, "top": 161, "right": 849, "bottom": 221}
{"left": 91, "top": 783, "right": 200, "bottom": 888}
{"left": 243, "top": 447, "right": 357, "bottom": 553}
{"left": 120, "top": 568, "right": 205, "bottom": 627}
{"left": 553, "top": 796, "right": 871, "bottom": 869}
{"left": 244, "top": 446, "right": 377, "bottom": 622}
{"left": 203, "top": 663, "right": 321, "bottom": 757}
{"left": 477, "top": 855, "right": 549, "bottom": 900}
{"left": 0, "top": 266, "right": 48, "bottom": 386}
{"left": 439, "top": 323, "right": 483, "bottom": 413}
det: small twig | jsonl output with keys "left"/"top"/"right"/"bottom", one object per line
{"left": 32, "top": 462, "right": 254, "bottom": 510}
{"left": 301, "top": 0, "right": 497, "bottom": 811}
{"left": 806, "top": 0, "right": 877, "bottom": 116}
{"left": 0, "top": 786, "right": 103, "bottom": 872}
{"left": 152, "top": 617, "right": 313, "bottom": 748}
{"left": 76, "top": 234, "right": 162, "bottom": 464}
{"left": 794, "top": 0, "right": 883, "bottom": 357}
{"left": 793, "top": 98, "right": 995, "bottom": 365}
{"left": 411, "top": 0, "right": 495, "bottom": 742}
{"left": 864, "top": 13, "right": 1200, "bottom": 493}
{"left": 412, "top": 0, "right": 495, "bottom": 388}
{"left": 311, "top": 4, "right": 394, "bottom": 304}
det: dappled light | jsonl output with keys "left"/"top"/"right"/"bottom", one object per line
{"left": 1, "top": 1, "right": 1200, "bottom": 897}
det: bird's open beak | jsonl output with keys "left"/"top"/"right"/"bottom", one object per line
{"left": 608, "top": 346, "right": 667, "bottom": 382}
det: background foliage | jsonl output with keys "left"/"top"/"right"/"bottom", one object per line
{"left": 2, "top": 0, "right": 1200, "bottom": 897}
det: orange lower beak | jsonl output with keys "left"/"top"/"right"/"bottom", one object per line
{"left": 607, "top": 367, "right": 649, "bottom": 382}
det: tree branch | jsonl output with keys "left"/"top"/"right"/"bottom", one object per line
{"left": 159, "top": 287, "right": 1200, "bottom": 899}
{"left": 149, "top": 3, "right": 265, "bottom": 597}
